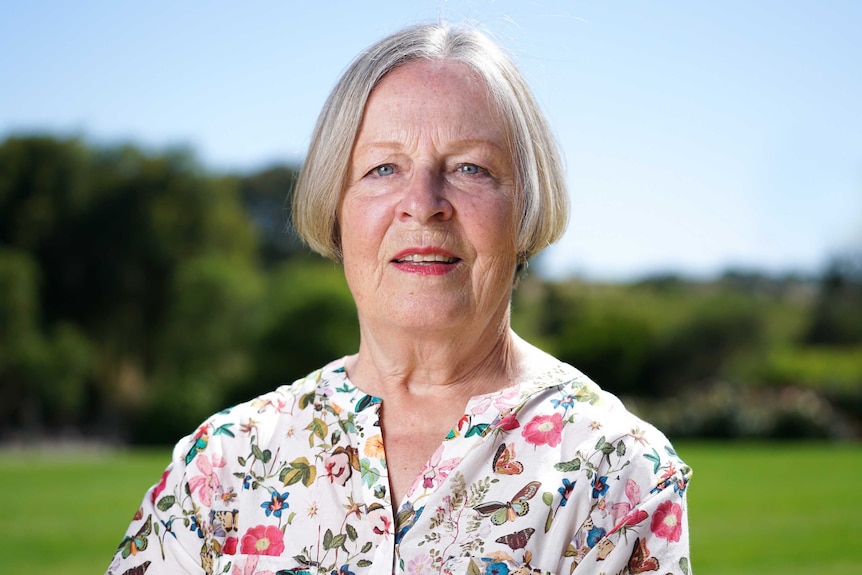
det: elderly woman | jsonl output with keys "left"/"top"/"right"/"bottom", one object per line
{"left": 107, "top": 22, "right": 691, "bottom": 575}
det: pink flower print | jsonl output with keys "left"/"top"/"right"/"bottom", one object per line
{"left": 419, "top": 447, "right": 460, "bottom": 490}
{"left": 240, "top": 524, "right": 285, "bottom": 556}
{"left": 471, "top": 386, "right": 519, "bottom": 415}
{"left": 495, "top": 412, "right": 521, "bottom": 431}
{"left": 650, "top": 500, "right": 683, "bottom": 542}
{"left": 522, "top": 412, "right": 564, "bottom": 447}
{"left": 374, "top": 515, "right": 393, "bottom": 537}
{"left": 232, "top": 555, "right": 256, "bottom": 575}
{"left": 661, "top": 462, "right": 678, "bottom": 481}
{"left": 367, "top": 504, "right": 393, "bottom": 539}
{"left": 610, "top": 479, "right": 642, "bottom": 522}
{"left": 324, "top": 450, "right": 353, "bottom": 486}
{"left": 150, "top": 467, "right": 171, "bottom": 504}
{"left": 407, "top": 554, "right": 434, "bottom": 575}
{"left": 230, "top": 554, "right": 277, "bottom": 575}
{"left": 223, "top": 536, "right": 238, "bottom": 555}
{"left": 609, "top": 509, "right": 649, "bottom": 536}
{"left": 188, "top": 454, "right": 226, "bottom": 506}
{"left": 251, "top": 395, "right": 291, "bottom": 414}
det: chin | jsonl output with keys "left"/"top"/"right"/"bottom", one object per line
{"left": 385, "top": 298, "right": 472, "bottom": 330}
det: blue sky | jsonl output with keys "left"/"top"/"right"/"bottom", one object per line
{"left": 2, "top": 0, "right": 860, "bottom": 280}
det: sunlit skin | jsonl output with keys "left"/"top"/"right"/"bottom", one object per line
{"left": 338, "top": 59, "right": 556, "bottom": 505}
{"left": 339, "top": 59, "right": 519, "bottom": 344}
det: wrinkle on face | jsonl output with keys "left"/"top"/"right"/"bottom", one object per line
{"left": 338, "top": 59, "right": 519, "bottom": 339}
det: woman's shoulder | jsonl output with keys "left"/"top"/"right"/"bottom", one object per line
{"left": 175, "top": 357, "right": 351, "bottom": 456}
{"left": 222, "top": 357, "right": 346, "bottom": 415}
{"left": 517, "top": 354, "right": 690, "bottom": 472}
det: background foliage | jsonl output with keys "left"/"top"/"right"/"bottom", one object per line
{"left": 1, "top": 135, "right": 860, "bottom": 444}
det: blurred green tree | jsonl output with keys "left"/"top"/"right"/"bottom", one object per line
{"left": 0, "top": 247, "right": 94, "bottom": 434}
{"left": 236, "top": 165, "right": 305, "bottom": 266}
{"left": 230, "top": 259, "right": 359, "bottom": 404}
{"left": 0, "top": 136, "right": 260, "bottom": 438}
{"left": 133, "top": 256, "right": 266, "bottom": 444}
{"left": 804, "top": 252, "right": 862, "bottom": 345}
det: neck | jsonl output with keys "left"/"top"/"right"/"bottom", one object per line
{"left": 346, "top": 308, "right": 524, "bottom": 403}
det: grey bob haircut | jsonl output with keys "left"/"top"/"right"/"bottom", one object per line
{"left": 292, "top": 22, "right": 569, "bottom": 265}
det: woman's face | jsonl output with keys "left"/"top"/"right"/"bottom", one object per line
{"left": 339, "top": 59, "right": 519, "bottom": 335}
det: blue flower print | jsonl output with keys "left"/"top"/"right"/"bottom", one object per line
{"left": 550, "top": 394, "right": 576, "bottom": 410}
{"left": 261, "top": 491, "right": 290, "bottom": 517}
{"left": 558, "top": 478, "right": 576, "bottom": 507}
{"left": 189, "top": 515, "right": 204, "bottom": 538}
{"left": 483, "top": 560, "right": 509, "bottom": 575}
{"left": 587, "top": 525, "right": 607, "bottom": 547}
{"left": 591, "top": 475, "right": 609, "bottom": 498}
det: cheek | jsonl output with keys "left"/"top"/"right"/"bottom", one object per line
{"left": 469, "top": 200, "right": 518, "bottom": 252}
{"left": 340, "top": 196, "right": 394, "bottom": 242}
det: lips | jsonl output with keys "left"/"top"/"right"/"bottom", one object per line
{"left": 391, "top": 249, "right": 461, "bottom": 273}
{"left": 394, "top": 253, "right": 459, "bottom": 264}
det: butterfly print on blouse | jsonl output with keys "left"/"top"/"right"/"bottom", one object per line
{"left": 492, "top": 442, "right": 524, "bottom": 475}
{"left": 473, "top": 481, "right": 541, "bottom": 525}
{"left": 628, "top": 537, "right": 660, "bottom": 574}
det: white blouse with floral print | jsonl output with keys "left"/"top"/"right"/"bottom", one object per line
{"left": 106, "top": 357, "right": 692, "bottom": 575}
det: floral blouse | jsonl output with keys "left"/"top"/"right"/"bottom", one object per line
{"left": 107, "top": 357, "right": 692, "bottom": 575}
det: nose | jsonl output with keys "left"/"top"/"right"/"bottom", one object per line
{"left": 398, "top": 169, "right": 453, "bottom": 223}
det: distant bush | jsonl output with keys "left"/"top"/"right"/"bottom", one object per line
{"left": 627, "top": 382, "right": 851, "bottom": 440}
{"left": 803, "top": 253, "right": 862, "bottom": 345}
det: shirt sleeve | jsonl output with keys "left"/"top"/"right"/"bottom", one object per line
{"left": 569, "top": 457, "right": 692, "bottom": 575}
{"left": 105, "top": 426, "right": 214, "bottom": 575}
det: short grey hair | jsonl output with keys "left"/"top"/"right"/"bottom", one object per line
{"left": 292, "top": 21, "right": 569, "bottom": 266}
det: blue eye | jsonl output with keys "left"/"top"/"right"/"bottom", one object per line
{"left": 373, "top": 164, "right": 394, "bottom": 176}
{"left": 459, "top": 164, "right": 482, "bottom": 175}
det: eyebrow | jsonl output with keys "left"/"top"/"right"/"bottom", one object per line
{"left": 353, "top": 139, "right": 509, "bottom": 155}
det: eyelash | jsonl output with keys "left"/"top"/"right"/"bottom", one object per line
{"left": 365, "top": 163, "right": 490, "bottom": 178}
{"left": 458, "top": 163, "right": 486, "bottom": 175}
{"left": 371, "top": 164, "right": 394, "bottom": 177}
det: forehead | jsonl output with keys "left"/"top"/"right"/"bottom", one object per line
{"left": 357, "top": 59, "right": 507, "bottom": 143}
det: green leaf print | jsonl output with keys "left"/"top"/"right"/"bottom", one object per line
{"left": 156, "top": 495, "right": 175, "bottom": 511}
{"left": 279, "top": 457, "right": 317, "bottom": 487}
{"left": 644, "top": 448, "right": 662, "bottom": 474}
{"left": 299, "top": 391, "right": 316, "bottom": 409}
{"left": 307, "top": 418, "right": 328, "bottom": 447}
{"left": 616, "top": 441, "right": 627, "bottom": 457}
{"left": 251, "top": 444, "right": 265, "bottom": 461}
{"left": 330, "top": 533, "right": 347, "bottom": 550}
{"left": 554, "top": 458, "right": 581, "bottom": 472}
{"left": 346, "top": 523, "right": 358, "bottom": 541}
{"left": 360, "top": 458, "right": 381, "bottom": 487}
{"left": 213, "top": 423, "right": 235, "bottom": 437}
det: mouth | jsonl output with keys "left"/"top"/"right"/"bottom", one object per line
{"left": 391, "top": 249, "right": 462, "bottom": 275}
{"left": 393, "top": 253, "right": 460, "bottom": 264}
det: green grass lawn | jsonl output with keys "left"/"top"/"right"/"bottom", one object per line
{"left": 0, "top": 443, "right": 860, "bottom": 574}
{"left": 681, "top": 442, "right": 862, "bottom": 575}
{"left": 0, "top": 448, "right": 169, "bottom": 575}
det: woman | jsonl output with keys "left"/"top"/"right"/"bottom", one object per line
{"left": 107, "top": 23, "right": 691, "bottom": 575}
